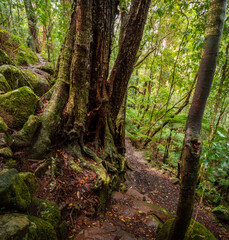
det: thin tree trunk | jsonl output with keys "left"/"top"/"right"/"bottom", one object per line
{"left": 168, "top": 1, "right": 226, "bottom": 239}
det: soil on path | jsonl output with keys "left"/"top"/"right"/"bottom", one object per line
{"left": 73, "top": 137, "right": 229, "bottom": 239}
{"left": 124, "top": 137, "right": 229, "bottom": 240}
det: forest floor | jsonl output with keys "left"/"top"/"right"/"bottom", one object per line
{"left": 15, "top": 134, "right": 229, "bottom": 240}
{"left": 29, "top": 137, "right": 228, "bottom": 240}
{"left": 10, "top": 56, "right": 228, "bottom": 239}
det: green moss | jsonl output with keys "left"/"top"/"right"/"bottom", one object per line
{"left": 27, "top": 215, "right": 57, "bottom": 240}
{"left": 23, "top": 70, "right": 50, "bottom": 96}
{"left": 6, "top": 158, "right": 17, "bottom": 169}
{"left": 39, "top": 65, "right": 55, "bottom": 75}
{"left": 0, "top": 86, "right": 39, "bottom": 129}
{"left": 156, "top": 218, "right": 216, "bottom": 240}
{"left": 19, "top": 172, "right": 36, "bottom": 195}
{"left": 0, "top": 30, "right": 38, "bottom": 66}
{"left": 31, "top": 197, "right": 61, "bottom": 227}
{"left": 0, "top": 65, "right": 32, "bottom": 90}
{"left": 0, "top": 117, "right": 8, "bottom": 132}
{"left": 0, "top": 213, "right": 57, "bottom": 240}
{"left": 0, "top": 49, "right": 14, "bottom": 66}
{"left": 0, "top": 73, "right": 12, "bottom": 93}
{"left": 13, "top": 115, "right": 41, "bottom": 147}
{"left": 0, "top": 147, "right": 13, "bottom": 158}
{"left": 119, "top": 185, "right": 127, "bottom": 193}
{"left": 0, "top": 169, "right": 31, "bottom": 211}
{"left": 212, "top": 205, "right": 229, "bottom": 223}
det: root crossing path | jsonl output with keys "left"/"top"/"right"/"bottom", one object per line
{"left": 74, "top": 137, "right": 228, "bottom": 240}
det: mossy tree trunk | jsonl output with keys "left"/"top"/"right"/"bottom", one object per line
{"left": 23, "top": 0, "right": 40, "bottom": 53}
{"left": 29, "top": 0, "right": 151, "bottom": 196}
{"left": 168, "top": 1, "right": 227, "bottom": 239}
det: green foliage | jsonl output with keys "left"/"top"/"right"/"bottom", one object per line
{"left": 198, "top": 131, "right": 229, "bottom": 204}
{"left": 0, "top": 30, "right": 38, "bottom": 65}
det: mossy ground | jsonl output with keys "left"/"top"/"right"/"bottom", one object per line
{"left": 0, "top": 30, "right": 38, "bottom": 66}
{"left": 156, "top": 218, "right": 216, "bottom": 240}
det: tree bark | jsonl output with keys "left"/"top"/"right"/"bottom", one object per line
{"left": 30, "top": 0, "right": 151, "bottom": 161}
{"left": 30, "top": 0, "right": 77, "bottom": 157}
{"left": 168, "top": 1, "right": 227, "bottom": 239}
{"left": 109, "top": 0, "right": 152, "bottom": 122}
{"left": 23, "top": 0, "right": 40, "bottom": 53}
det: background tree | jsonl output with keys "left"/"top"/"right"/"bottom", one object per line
{"left": 168, "top": 0, "right": 227, "bottom": 239}
{"left": 23, "top": 0, "right": 40, "bottom": 52}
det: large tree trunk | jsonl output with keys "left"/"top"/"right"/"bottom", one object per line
{"left": 29, "top": 0, "right": 151, "bottom": 204}
{"left": 23, "top": 0, "right": 40, "bottom": 53}
{"left": 168, "top": 1, "right": 227, "bottom": 239}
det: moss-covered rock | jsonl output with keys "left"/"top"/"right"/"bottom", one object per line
{"left": 0, "top": 30, "right": 38, "bottom": 66}
{"left": 0, "top": 117, "right": 13, "bottom": 159}
{"left": 23, "top": 70, "right": 50, "bottom": 96}
{"left": 212, "top": 205, "right": 229, "bottom": 223}
{"left": 31, "top": 197, "right": 61, "bottom": 227}
{"left": 27, "top": 215, "right": 58, "bottom": 240}
{"left": 0, "top": 132, "right": 12, "bottom": 148}
{"left": 0, "top": 213, "right": 57, "bottom": 240}
{"left": 0, "top": 49, "right": 14, "bottom": 66}
{"left": 6, "top": 158, "right": 17, "bottom": 169}
{"left": 0, "top": 169, "right": 31, "bottom": 211}
{"left": 39, "top": 65, "right": 55, "bottom": 75}
{"left": 0, "top": 65, "right": 50, "bottom": 96}
{"left": 13, "top": 115, "right": 41, "bottom": 147}
{"left": 0, "top": 117, "right": 8, "bottom": 132}
{"left": 0, "top": 147, "right": 13, "bottom": 158}
{"left": 156, "top": 218, "right": 216, "bottom": 240}
{"left": 0, "top": 73, "right": 12, "bottom": 93}
{"left": 0, "top": 213, "right": 30, "bottom": 240}
{"left": 0, "top": 65, "right": 32, "bottom": 90}
{"left": 19, "top": 172, "right": 36, "bottom": 195}
{"left": 0, "top": 86, "right": 39, "bottom": 129}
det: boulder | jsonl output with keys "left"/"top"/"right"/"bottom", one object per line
{"left": 30, "top": 197, "right": 61, "bottom": 227}
{"left": 0, "top": 65, "right": 32, "bottom": 90}
{"left": 0, "top": 213, "right": 57, "bottom": 240}
{"left": 156, "top": 218, "right": 216, "bottom": 240}
{"left": 0, "top": 74, "right": 12, "bottom": 93}
{"left": 0, "top": 65, "right": 50, "bottom": 96}
{"left": 0, "top": 86, "right": 38, "bottom": 129}
{"left": 0, "top": 169, "right": 32, "bottom": 211}
{"left": 39, "top": 65, "right": 55, "bottom": 75}
{"left": 13, "top": 115, "right": 41, "bottom": 147}
{"left": 212, "top": 205, "right": 229, "bottom": 223}
{"left": 19, "top": 172, "right": 36, "bottom": 195}
{"left": 23, "top": 70, "right": 50, "bottom": 96}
